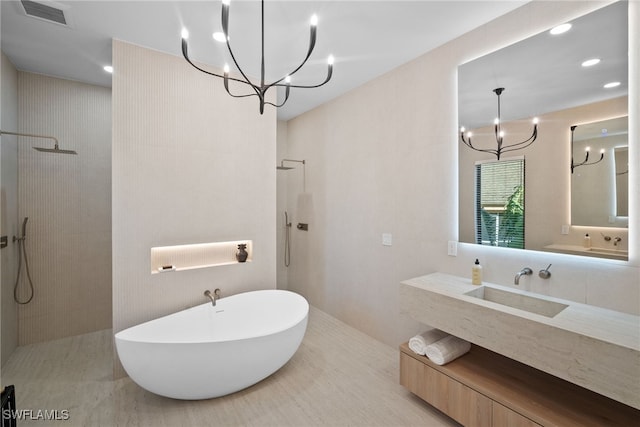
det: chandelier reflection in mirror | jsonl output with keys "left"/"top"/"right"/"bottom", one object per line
{"left": 570, "top": 125, "right": 604, "bottom": 174}
{"left": 181, "top": 0, "right": 334, "bottom": 115}
{"left": 460, "top": 88, "right": 538, "bottom": 160}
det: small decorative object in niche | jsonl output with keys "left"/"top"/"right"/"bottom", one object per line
{"left": 236, "top": 244, "right": 248, "bottom": 263}
{"left": 150, "top": 240, "right": 252, "bottom": 274}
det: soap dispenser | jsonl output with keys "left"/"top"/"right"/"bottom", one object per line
{"left": 472, "top": 259, "right": 483, "bottom": 285}
{"left": 583, "top": 233, "right": 591, "bottom": 248}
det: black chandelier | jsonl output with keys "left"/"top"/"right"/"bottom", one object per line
{"left": 460, "top": 88, "right": 538, "bottom": 160}
{"left": 570, "top": 125, "right": 604, "bottom": 174}
{"left": 181, "top": 0, "right": 334, "bottom": 115}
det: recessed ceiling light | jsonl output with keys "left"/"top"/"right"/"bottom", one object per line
{"left": 212, "top": 32, "right": 226, "bottom": 42}
{"left": 103, "top": 65, "right": 113, "bottom": 73}
{"left": 603, "top": 81, "right": 621, "bottom": 89}
{"left": 581, "top": 58, "right": 601, "bottom": 67}
{"left": 550, "top": 23, "right": 572, "bottom": 35}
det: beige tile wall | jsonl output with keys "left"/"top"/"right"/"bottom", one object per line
{"left": 1, "top": 52, "right": 19, "bottom": 366}
{"left": 112, "top": 40, "right": 276, "bottom": 378}
{"left": 281, "top": 1, "right": 639, "bottom": 350}
{"left": 16, "top": 72, "right": 112, "bottom": 345}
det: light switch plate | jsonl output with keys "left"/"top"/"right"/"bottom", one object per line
{"left": 561, "top": 225, "right": 570, "bottom": 235}
{"left": 382, "top": 233, "right": 392, "bottom": 246}
{"left": 448, "top": 240, "right": 457, "bottom": 256}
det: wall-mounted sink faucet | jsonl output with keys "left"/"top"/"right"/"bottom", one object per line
{"left": 204, "top": 288, "right": 221, "bottom": 306}
{"left": 538, "top": 264, "right": 552, "bottom": 279}
{"left": 514, "top": 267, "right": 532, "bottom": 285}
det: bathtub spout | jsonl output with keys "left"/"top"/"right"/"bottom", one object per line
{"left": 204, "top": 289, "right": 221, "bottom": 306}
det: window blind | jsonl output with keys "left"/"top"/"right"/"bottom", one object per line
{"left": 475, "top": 158, "right": 525, "bottom": 248}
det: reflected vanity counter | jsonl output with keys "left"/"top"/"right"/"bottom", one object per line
{"left": 400, "top": 273, "right": 640, "bottom": 409}
{"left": 543, "top": 244, "right": 628, "bottom": 260}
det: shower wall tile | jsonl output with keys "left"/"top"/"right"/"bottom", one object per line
{"left": 112, "top": 40, "right": 276, "bottom": 378}
{"left": 16, "top": 72, "right": 112, "bottom": 345}
{"left": 1, "top": 52, "right": 20, "bottom": 366}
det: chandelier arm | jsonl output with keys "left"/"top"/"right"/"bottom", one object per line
{"left": 221, "top": 2, "right": 262, "bottom": 98}
{"left": 181, "top": 40, "right": 249, "bottom": 86}
{"left": 263, "top": 24, "right": 320, "bottom": 92}
{"left": 274, "top": 64, "right": 333, "bottom": 90}
{"left": 223, "top": 79, "right": 260, "bottom": 99}
{"left": 577, "top": 152, "right": 604, "bottom": 167}
{"left": 460, "top": 134, "right": 499, "bottom": 156}
{"left": 265, "top": 85, "right": 291, "bottom": 108}
{"left": 500, "top": 127, "right": 538, "bottom": 150}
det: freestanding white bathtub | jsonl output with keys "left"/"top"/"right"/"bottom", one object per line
{"left": 114, "top": 289, "right": 309, "bottom": 400}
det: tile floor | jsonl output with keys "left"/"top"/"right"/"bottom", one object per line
{"left": 2, "top": 306, "right": 458, "bottom": 426}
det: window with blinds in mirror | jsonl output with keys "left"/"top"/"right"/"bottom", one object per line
{"left": 475, "top": 158, "right": 525, "bottom": 248}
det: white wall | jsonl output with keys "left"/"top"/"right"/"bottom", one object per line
{"left": 112, "top": 40, "right": 277, "bottom": 377}
{"left": 1, "top": 52, "right": 19, "bottom": 366}
{"left": 283, "top": 0, "right": 639, "bottom": 349}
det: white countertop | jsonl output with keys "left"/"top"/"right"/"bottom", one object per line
{"left": 400, "top": 272, "right": 640, "bottom": 409}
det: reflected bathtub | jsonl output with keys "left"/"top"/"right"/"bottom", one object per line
{"left": 115, "top": 289, "right": 309, "bottom": 400}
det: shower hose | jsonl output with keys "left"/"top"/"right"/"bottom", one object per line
{"left": 14, "top": 217, "right": 35, "bottom": 304}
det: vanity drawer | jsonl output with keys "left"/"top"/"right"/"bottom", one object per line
{"left": 400, "top": 351, "right": 491, "bottom": 426}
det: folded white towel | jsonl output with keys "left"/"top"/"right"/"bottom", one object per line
{"left": 408, "top": 329, "right": 449, "bottom": 356}
{"left": 424, "top": 335, "right": 471, "bottom": 365}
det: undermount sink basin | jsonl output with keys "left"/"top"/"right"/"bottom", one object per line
{"left": 465, "top": 286, "right": 569, "bottom": 318}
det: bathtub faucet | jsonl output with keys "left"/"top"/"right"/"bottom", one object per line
{"left": 204, "top": 289, "right": 221, "bottom": 307}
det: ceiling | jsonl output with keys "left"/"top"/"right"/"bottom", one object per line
{"left": 458, "top": 1, "right": 628, "bottom": 130}
{"left": 1, "top": 0, "right": 529, "bottom": 121}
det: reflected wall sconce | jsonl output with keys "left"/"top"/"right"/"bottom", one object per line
{"left": 570, "top": 125, "right": 604, "bottom": 174}
{"left": 460, "top": 87, "right": 538, "bottom": 160}
{"left": 181, "top": 0, "right": 334, "bottom": 115}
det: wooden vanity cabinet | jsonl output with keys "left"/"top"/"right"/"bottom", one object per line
{"left": 399, "top": 343, "right": 640, "bottom": 427}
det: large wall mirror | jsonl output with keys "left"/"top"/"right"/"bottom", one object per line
{"left": 458, "top": 1, "right": 629, "bottom": 261}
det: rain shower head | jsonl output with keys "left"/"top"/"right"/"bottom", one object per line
{"left": 33, "top": 146, "right": 77, "bottom": 155}
{"left": 277, "top": 159, "right": 306, "bottom": 191}
{"left": 0, "top": 130, "right": 77, "bottom": 155}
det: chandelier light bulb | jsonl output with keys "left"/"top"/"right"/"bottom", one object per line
{"left": 285, "top": 76, "right": 291, "bottom": 84}
{"left": 460, "top": 126, "right": 466, "bottom": 133}
{"left": 494, "top": 118, "right": 500, "bottom": 125}
{"left": 467, "top": 132, "right": 473, "bottom": 138}
{"left": 533, "top": 117, "right": 539, "bottom": 124}
{"left": 499, "top": 131, "right": 505, "bottom": 138}
{"left": 223, "top": 64, "right": 230, "bottom": 74}
{"left": 103, "top": 65, "right": 113, "bottom": 73}
{"left": 600, "top": 148, "right": 605, "bottom": 154}
{"left": 310, "top": 14, "right": 318, "bottom": 26}
{"left": 585, "top": 146, "right": 591, "bottom": 152}
{"left": 181, "top": 28, "right": 189, "bottom": 40}
{"left": 213, "top": 32, "right": 227, "bottom": 42}
{"left": 222, "top": 0, "right": 230, "bottom": 5}
{"left": 328, "top": 55, "right": 335, "bottom": 65}
{"left": 581, "top": 58, "right": 601, "bottom": 67}
{"left": 550, "top": 23, "right": 572, "bottom": 35}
